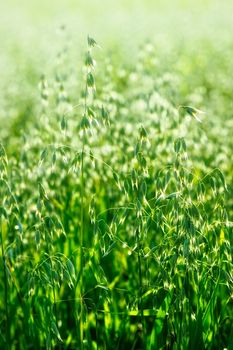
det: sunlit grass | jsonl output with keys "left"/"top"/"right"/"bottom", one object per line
{"left": 0, "top": 2, "right": 233, "bottom": 349}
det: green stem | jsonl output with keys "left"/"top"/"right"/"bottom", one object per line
{"left": 137, "top": 238, "right": 143, "bottom": 323}
{"left": 80, "top": 144, "right": 84, "bottom": 350}
{"left": 0, "top": 217, "right": 10, "bottom": 349}
{"left": 51, "top": 258, "right": 58, "bottom": 326}
{"left": 178, "top": 298, "right": 183, "bottom": 349}
{"left": 78, "top": 64, "right": 89, "bottom": 349}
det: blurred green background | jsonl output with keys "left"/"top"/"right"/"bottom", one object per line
{"left": 0, "top": 0, "right": 233, "bottom": 145}
{"left": 1, "top": 1, "right": 232, "bottom": 98}
{"left": 1, "top": 0, "right": 232, "bottom": 213}
{"left": 1, "top": 0, "right": 233, "bottom": 60}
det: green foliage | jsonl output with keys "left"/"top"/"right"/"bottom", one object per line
{"left": 0, "top": 15, "right": 233, "bottom": 350}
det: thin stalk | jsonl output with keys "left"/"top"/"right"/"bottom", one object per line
{"left": 95, "top": 311, "right": 99, "bottom": 350}
{"left": 78, "top": 39, "right": 96, "bottom": 348}
{"left": 52, "top": 273, "right": 61, "bottom": 350}
{"left": 135, "top": 223, "right": 144, "bottom": 350}
{"left": 80, "top": 143, "right": 84, "bottom": 350}
{"left": 79, "top": 79, "right": 88, "bottom": 350}
{"left": 51, "top": 263, "right": 58, "bottom": 324}
{"left": 0, "top": 217, "right": 10, "bottom": 349}
{"left": 137, "top": 237, "right": 143, "bottom": 323}
{"left": 178, "top": 297, "right": 183, "bottom": 350}
{"left": 135, "top": 165, "right": 145, "bottom": 345}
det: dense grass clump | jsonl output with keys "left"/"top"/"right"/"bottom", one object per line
{"left": 0, "top": 30, "right": 233, "bottom": 350}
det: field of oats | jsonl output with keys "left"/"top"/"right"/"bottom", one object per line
{"left": 0, "top": 0, "right": 233, "bottom": 349}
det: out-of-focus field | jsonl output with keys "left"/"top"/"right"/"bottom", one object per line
{"left": 0, "top": 1, "right": 233, "bottom": 349}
